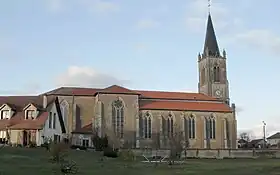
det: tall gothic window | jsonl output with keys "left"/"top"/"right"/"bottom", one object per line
{"left": 209, "top": 116, "right": 216, "bottom": 139}
{"left": 140, "top": 112, "right": 152, "bottom": 139}
{"left": 213, "top": 66, "right": 220, "bottom": 82}
{"left": 201, "top": 67, "right": 206, "bottom": 85}
{"left": 187, "top": 115, "right": 195, "bottom": 139}
{"left": 167, "top": 114, "right": 174, "bottom": 137}
{"left": 112, "top": 99, "right": 124, "bottom": 138}
{"left": 205, "top": 116, "right": 216, "bottom": 140}
{"left": 61, "top": 100, "right": 69, "bottom": 131}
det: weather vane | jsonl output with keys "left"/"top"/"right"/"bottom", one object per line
{"left": 208, "top": 0, "right": 211, "bottom": 14}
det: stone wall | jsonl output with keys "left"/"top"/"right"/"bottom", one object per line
{"left": 131, "top": 149, "right": 280, "bottom": 159}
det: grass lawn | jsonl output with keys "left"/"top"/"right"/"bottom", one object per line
{"left": 1, "top": 147, "right": 280, "bottom": 175}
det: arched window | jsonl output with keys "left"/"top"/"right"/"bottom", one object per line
{"left": 112, "top": 99, "right": 124, "bottom": 138}
{"left": 141, "top": 112, "right": 152, "bottom": 139}
{"left": 167, "top": 113, "right": 174, "bottom": 137}
{"left": 213, "top": 66, "right": 220, "bottom": 82}
{"left": 60, "top": 100, "right": 69, "bottom": 131}
{"left": 201, "top": 68, "right": 206, "bottom": 85}
{"left": 187, "top": 115, "right": 195, "bottom": 139}
{"left": 209, "top": 115, "right": 216, "bottom": 139}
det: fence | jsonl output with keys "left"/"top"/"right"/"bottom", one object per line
{"left": 131, "top": 149, "right": 280, "bottom": 159}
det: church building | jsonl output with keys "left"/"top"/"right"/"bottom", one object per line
{"left": 45, "top": 13, "right": 237, "bottom": 149}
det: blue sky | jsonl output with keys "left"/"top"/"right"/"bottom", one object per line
{"left": 1, "top": 0, "right": 280, "bottom": 137}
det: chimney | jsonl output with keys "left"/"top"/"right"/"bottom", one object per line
{"left": 43, "top": 95, "right": 47, "bottom": 108}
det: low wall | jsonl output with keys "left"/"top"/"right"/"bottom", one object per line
{"left": 131, "top": 149, "right": 280, "bottom": 159}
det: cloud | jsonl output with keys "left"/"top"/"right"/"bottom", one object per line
{"left": 55, "top": 66, "right": 129, "bottom": 88}
{"left": 234, "top": 29, "right": 280, "bottom": 54}
{"left": 136, "top": 19, "right": 160, "bottom": 29}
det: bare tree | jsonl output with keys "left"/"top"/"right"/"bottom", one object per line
{"left": 239, "top": 132, "right": 251, "bottom": 142}
{"left": 168, "top": 131, "right": 184, "bottom": 165}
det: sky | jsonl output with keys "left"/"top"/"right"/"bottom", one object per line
{"left": 0, "top": 0, "right": 280, "bottom": 138}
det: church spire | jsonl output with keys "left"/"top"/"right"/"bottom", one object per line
{"left": 203, "top": 13, "right": 220, "bottom": 57}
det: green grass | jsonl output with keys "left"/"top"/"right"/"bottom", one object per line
{"left": 1, "top": 147, "right": 280, "bottom": 175}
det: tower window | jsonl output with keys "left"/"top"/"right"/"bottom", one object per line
{"left": 201, "top": 68, "right": 206, "bottom": 85}
{"left": 213, "top": 66, "right": 220, "bottom": 82}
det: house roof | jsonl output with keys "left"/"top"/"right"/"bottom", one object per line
{"left": 249, "top": 139, "right": 264, "bottom": 145}
{"left": 0, "top": 96, "right": 55, "bottom": 110}
{"left": 139, "top": 100, "right": 232, "bottom": 112}
{"left": 72, "top": 123, "right": 92, "bottom": 134}
{"left": 0, "top": 96, "right": 66, "bottom": 132}
{"left": 45, "top": 85, "right": 232, "bottom": 113}
{"left": 267, "top": 132, "right": 280, "bottom": 139}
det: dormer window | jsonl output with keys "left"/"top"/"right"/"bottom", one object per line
{"left": 26, "top": 110, "right": 36, "bottom": 120}
{"left": 0, "top": 110, "right": 9, "bottom": 119}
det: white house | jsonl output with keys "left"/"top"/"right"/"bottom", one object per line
{"left": 267, "top": 132, "right": 280, "bottom": 147}
{"left": 0, "top": 95, "right": 66, "bottom": 146}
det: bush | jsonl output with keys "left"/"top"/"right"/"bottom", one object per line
{"left": 92, "top": 135, "right": 108, "bottom": 151}
{"left": 28, "top": 142, "right": 36, "bottom": 148}
{"left": 70, "top": 145, "right": 87, "bottom": 150}
{"left": 49, "top": 142, "right": 68, "bottom": 163}
{"left": 103, "top": 147, "right": 118, "bottom": 158}
{"left": 119, "top": 149, "right": 135, "bottom": 161}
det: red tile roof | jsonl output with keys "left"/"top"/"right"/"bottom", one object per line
{"left": 0, "top": 112, "right": 48, "bottom": 130}
{"left": 94, "top": 85, "right": 140, "bottom": 96}
{"left": 72, "top": 123, "right": 92, "bottom": 134}
{"left": 45, "top": 85, "right": 231, "bottom": 112}
{"left": 139, "top": 100, "right": 232, "bottom": 112}
{"left": 44, "top": 87, "right": 101, "bottom": 96}
{"left": 0, "top": 96, "right": 66, "bottom": 132}
{"left": 137, "top": 90, "right": 217, "bottom": 101}
{"left": 0, "top": 96, "right": 55, "bottom": 110}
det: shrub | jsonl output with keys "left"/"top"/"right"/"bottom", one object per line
{"left": 103, "top": 147, "right": 118, "bottom": 158}
{"left": 49, "top": 142, "right": 68, "bottom": 163}
{"left": 119, "top": 149, "right": 135, "bottom": 161}
{"left": 27, "top": 142, "right": 36, "bottom": 148}
{"left": 70, "top": 145, "right": 87, "bottom": 150}
{"left": 92, "top": 135, "right": 108, "bottom": 151}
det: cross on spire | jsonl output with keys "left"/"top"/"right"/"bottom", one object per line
{"left": 208, "top": 0, "right": 211, "bottom": 14}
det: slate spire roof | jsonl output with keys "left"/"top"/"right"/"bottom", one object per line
{"left": 203, "top": 14, "right": 220, "bottom": 57}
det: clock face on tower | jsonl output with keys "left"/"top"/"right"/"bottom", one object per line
{"left": 215, "top": 90, "right": 222, "bottom": 97}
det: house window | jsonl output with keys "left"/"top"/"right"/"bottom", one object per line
{"left": 53, "top": 113, "right": 56, "bottom": 129}
{"left": 82, "top": 139, "right": 89, "bottom": 147}
{"left": 167, "top": 114, "right": 174, "bottom": 137}
{"left": 112, "top": 99, "right": 124, "bottom": 138}
{"left": 0, "top": 110, "right": 9, "bottom": 119}
{"left": 49, "top": 112, "right": 52, "bottom": 129}
{"left": 26, "top": 110, "right": 36, "bottom": 119}
{"left": 140, "top": 112, "right": 152, "bottom": 139}
{"left": 185, "top": 115, "right": 195, "bottom": 139}
{"left": 213, "top": 66, "right": 220, "bottom": 82}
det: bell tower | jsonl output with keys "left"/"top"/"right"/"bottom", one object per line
{"left": 198, "top": 14, "right": 230, "bottom": 104}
